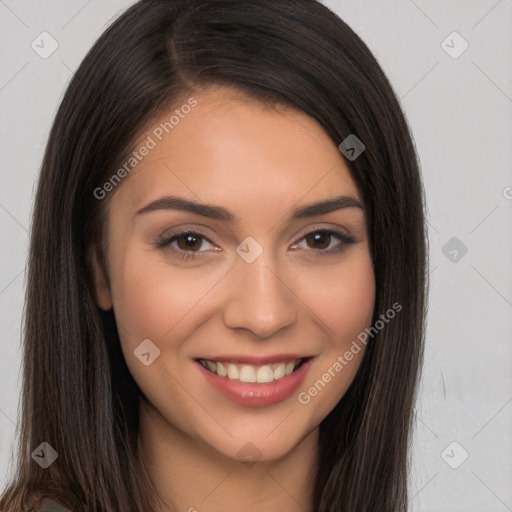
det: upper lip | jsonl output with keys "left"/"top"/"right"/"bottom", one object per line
{"left": 195, "top": 354, "right": 313, "bottom": 365}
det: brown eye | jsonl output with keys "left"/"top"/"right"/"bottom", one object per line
{"left": 304, "top": 231, "right": 332, "bottom": 250}
{"left": 175, "top": 233, "right": 204, "bottom": 252}
{"left": 292, "top": 229, "right": 357, "bottom": 256}
{"left": 155, "top": 230, "right": 218, "bottom": 261}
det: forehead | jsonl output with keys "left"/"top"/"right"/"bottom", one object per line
{"left": 111, "top": 86, "right": 361, "bottom": 215}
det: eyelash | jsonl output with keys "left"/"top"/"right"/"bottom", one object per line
{"left": 155, "top": 228, "right": 357, "bottom": 261}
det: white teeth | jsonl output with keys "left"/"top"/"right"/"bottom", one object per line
{"left": 256, "top": 365, "right": 274, "bottom": 383}
{"left": 227, "top": 363, "right": 239, "bottom": 380}
{"left": 216, "top": 361, "right": 227, "bottom": 377}
{"left": 203, "top": 360, "right": 217, "bottom": 372}
{"left": 273, "top": 363, "right": 285, "bottom": 380}
{"left": 199, "top": 358, "right": 304, "bottom": 382}
{"left": 239, "top": 365, "right": 257, "bottom": 383}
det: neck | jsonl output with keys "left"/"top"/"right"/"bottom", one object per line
{"left": 138, "top": 399, "right": 319, "bottom": 512}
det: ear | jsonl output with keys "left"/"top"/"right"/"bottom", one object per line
{"left": 89, "top": 245, "right": 113, "bottom": 311}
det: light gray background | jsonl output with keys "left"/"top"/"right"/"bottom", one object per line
{"left": 1, "top": 1, "right": 511, "bottom": 510}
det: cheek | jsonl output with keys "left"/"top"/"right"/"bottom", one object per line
{"left": 335, "top": 261, "right": 375, "bottom": 345}
{"left": 111, "top": 242, "right": 375, "bottom": 351}
{"left": 108, "top": 246, "right": 225, "bottom": 351}
{"left": 325, "top": 251, "right": 375, "bottom": 378}
{"left": 306, "top": 249, "right": 376, "bottom": 343}
{"left": 108, "top": 249, "right": 213, "bottom": 409}
{"left": 112, "top": 259, "right": 176, "bottom": 343}
{"left": 295, "top": 250, "right": 375, "bottom": 416}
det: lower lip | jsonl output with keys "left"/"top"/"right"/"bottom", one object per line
{"left": 196, "top": 358, "right": 314, "bottom": 407}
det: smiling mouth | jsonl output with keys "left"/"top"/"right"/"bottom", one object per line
{"left": 196, "top": 358, "right": 311, "bottom": 383}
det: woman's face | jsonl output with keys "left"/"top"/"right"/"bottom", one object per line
{"left": 93, "top": 86, "right": 375, "bottom": 463}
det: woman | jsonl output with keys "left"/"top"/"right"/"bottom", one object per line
{"left": 0, "top": 0, "right": 428, "bottom": 510}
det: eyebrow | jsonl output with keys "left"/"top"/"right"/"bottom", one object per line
{"left": 136, "top": 194, "right": 364, "bottom": 222}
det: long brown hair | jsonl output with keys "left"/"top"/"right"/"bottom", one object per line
{"left": 0, "top": 1, "right": 428, "bottom": 510}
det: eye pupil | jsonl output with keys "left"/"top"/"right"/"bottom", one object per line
{"left": 306, "top": 231, "right": 330, "bottom": 250}
{"left": 177, "top": 234, "right": 202, "bottom": 251}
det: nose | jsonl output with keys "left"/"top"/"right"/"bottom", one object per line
{"left": 222, "top": 249, "right": 298, "bottom": 339}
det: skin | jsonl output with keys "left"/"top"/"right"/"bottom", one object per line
{"left": 92, "top": 86, "right": 375, "bottom": 512}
